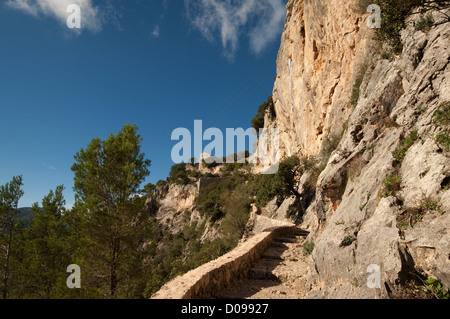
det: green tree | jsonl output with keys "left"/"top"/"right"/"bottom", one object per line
{"left": 142, "top": 183, "right": 157, "bottom": 196}
{"left": 256, "top": 156, "right": 300, "bottom": 206}
{"left": 19, "top": 186, "right": 74, "bottom": 298}
{"left": 169, "top": 163, "right": 190, "bottom": 185}
{"left": 0, "top": 175, "right": 24, "bottom": 299}
{"left": 71, "top": 124, "right": 151, "bottom": 298}
{"left": 251, "top": 96, "right": 276, "bottom": 132}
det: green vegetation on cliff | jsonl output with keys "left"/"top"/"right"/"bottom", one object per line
{"left": 358, "top": 0, "right": 450, "bottom": 54}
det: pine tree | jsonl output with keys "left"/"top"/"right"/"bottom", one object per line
{"left": 0, "top": 175, "right": 24, "bottom": 299}
{"left": 19, "top": 186, "right": 73, "bottom": 298}
{"left": 71, "top": 123, "right": 151, "bottom": 298}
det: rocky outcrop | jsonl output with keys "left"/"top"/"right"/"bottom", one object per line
{"left": 295, "top": 9, "right": 450, "bottom": 298}
{"left": 146, "top": 182, "right": 220, "bottom": 241}
{"left": 151, "top": 0, "right": 449, "bottom": 300}
{"left": 250, "top": 0, "right": 449, "bottom": 299}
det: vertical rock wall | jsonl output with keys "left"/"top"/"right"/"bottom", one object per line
{"left": 272, "top": 0, "right": 375, "bottom": 158}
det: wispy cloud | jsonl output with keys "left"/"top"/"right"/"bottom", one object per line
{"left": 5, "top": 0, "right": 114, "bottom": 33}
{"left": 151, "top": 25, "right": 160, "bottom": 38}
{"left": 184, "top": 0, "right": 287, "bottom": 60}
{"left": 42, "top": 162, "right": 56, "bottom": 171}
{"left": 149, "top": 0, "right": 170, "bottom": 39}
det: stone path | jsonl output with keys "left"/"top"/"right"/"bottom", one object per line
{"left": 216, "top": 228, "right": 310, "bottom": 299}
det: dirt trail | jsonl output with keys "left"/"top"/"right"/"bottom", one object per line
{"left": 216, "top": 228, "right": 310, "bottom": 299}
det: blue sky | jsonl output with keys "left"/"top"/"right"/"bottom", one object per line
{"left": 0, "top": 0, "right": 287, "bottom": 208}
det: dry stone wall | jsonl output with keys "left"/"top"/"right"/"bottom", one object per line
{"left": 151, "top": 218, "right": 296, "bottom": 299}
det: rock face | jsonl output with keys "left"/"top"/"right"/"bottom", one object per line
{"left": 272, "top": 0, "right": 374, "bottom": 158}
{"left": 267, "top": 1, "right": 450, "bottom": 298}
{"left": 151, "top": 1, "right": 449, "bottom": 300}
{"left": 146, "top": 182, "right": 219, "bottom": 241}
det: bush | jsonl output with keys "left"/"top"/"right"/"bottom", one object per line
{"left": 195, "top": 171, "right": 256, "bottom": 229}
{"left": 415, "top": 13, "right": 435, "bottom": 31}
{"left": 251, "top": 96, "right": 276, "bottom": 132}
{"left": 358, "top": 0, "right": 450, "bottom": 54}
{"left": 379, "top": 175, "right": 402, "bottom": 198}
{"left": 156, "top": 180, "right": 168, "bottom": 188}
{"left": 433, "top": 103, "right": 450, "bottom": 151}
{"left": 393, "top": 130, "right": 418, "bottom": 167}
{"left": 294, "top": 132, "right": 342, "bottom": 193}
{"left": 143, "top": 183, "right": 156, "bottom": 195}
{"left": 195, "top": 183, "right": 225, "bottom": 223}
{"left": 436, "top": 133, "right": 450, "bottom": 151}
{"left": 169, "top": 163, "right": 190, "bottom": 185}
{"left": 255, "top": 156, "right": 300, "bottom": 207}
{"left": 396, "top": 194, "right": 443, "bottom": 232}
{"left": 421, "top": 278, "right": 449, "bottom": 299}
{"left": 350, "top": 62, "right": 371, "bottom": 106}
{"left": 189, "top": 171, "right": 201, "bottom": 179}
{"left": 319, "top": 133, "right": 343, "bottom": 164}
{"left": 220, "top": 181, "right": 255, "bottom": 244}
{"left": 340, "top": 236, "right": 357, "bottom": 247}
{"left": 303, "top": 241, "right": 315, "bottom": 255}
{"left": 433, "top": 103, "right": 450, "bottom": 126}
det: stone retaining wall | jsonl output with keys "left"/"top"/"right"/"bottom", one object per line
{"left": 151, "top": 220, "right": 296, "bottom": 299}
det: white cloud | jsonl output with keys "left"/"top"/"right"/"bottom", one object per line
{"left": 6, "top": 0, "right": 104, "bottom": 33}
{"left": 185, "top": 0, "right": 287, "bottom": 60}
{"left": 151, "top": 25, "right": 160, "bottom": 38}
{"left": 5, "top": 0, "right": 39, "bottom": 16}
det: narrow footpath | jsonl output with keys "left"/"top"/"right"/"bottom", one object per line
{"left": 216, "top": 228, "right": 310, "bottom": 299}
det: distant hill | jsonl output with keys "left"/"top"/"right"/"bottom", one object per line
{"left": 16, "top": 207, "right": 35, "bottom": 225}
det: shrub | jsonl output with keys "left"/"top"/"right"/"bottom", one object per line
{"left": 143, "top": 183, "right": 156, "bottom": 195}
{"left": 220, "top": 181, "right": 255, "bottom": 244}
{"left": 421, "top": 197, "right": 440, "bottom": 211}
{"left": 299, "top": 132, "right": 343, "bottom": 192}
{"left": 357, "top": 0, "right": 450, "bottom": 54}
{"left": 436, "top": 133, "right": 450, "bottom": 151}
{"left": 195, "top": 171, "right": 256, "bottom": 229}
{"left": 433, "top": 103, "right": 450, "bottom": 126}
{"left": 251, "top": 95, "right": 276, "bottom": 132}
{"left": 350, "top": 62, "right": 371, "bottom": 107}
{"left": 320, "top": 133, "right": 343, "bottom": 164}
{"left": 393, "top": 130, "right": 418, "bottom": 167}
{"left": 340, "top": 236, "right": 357, "bottom": 247}
{"left": 415, "top": 13, "right": 435, "bottom": 31}
{"left": 379, "top": 175, "right": 402, "bottom": 198}
{"left": 255, "top": 156, "right": 300, "bottom": 207}
{"left": 169, "top": 163, "right": 190, "bottom": 185}
{"left": 421, "top": 278, "right": 449, "bottom": 299}
{"left": 189, "top": 171, "right": 201, "bottom": 179}
{"left": 396, "top": 195, "right": 443, "bottom": 232}
{"left": 195, "top": 183, "right": 225, "bottom": 223}
{"left": 156, "top": 180, "right": 168, "bottom": 188}
{"left": 433, "top": 103, "right": 450, "bottom": 151}
{"left": 303, "top": 241, "right": 315, "bottom": 255}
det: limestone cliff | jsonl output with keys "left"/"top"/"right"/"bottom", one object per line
{"left": 268, "top": 0, "right": 450, "bottom": 298}
{"left": 146, "top": 180, "right": 219, "bottom": 242}
{"left": 151, "top": 0, "right": 449, "bottom": 299}
{"left": 271, "top": 0, "right": 374, "bottom": 158}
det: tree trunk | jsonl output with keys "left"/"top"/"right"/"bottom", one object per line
{"left": 2, "top": 223, "right": 13, "bottom": 299}
{"left": 110, "top": 237, "right": 120, "bottom": 298}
